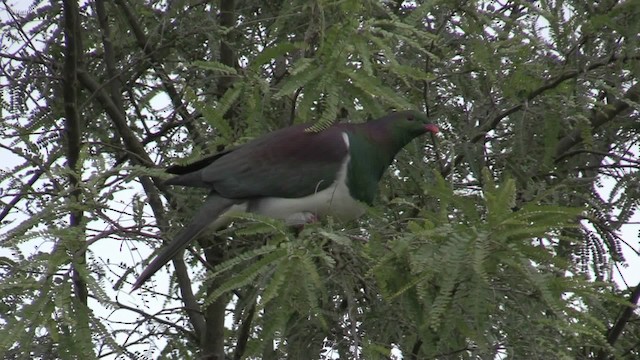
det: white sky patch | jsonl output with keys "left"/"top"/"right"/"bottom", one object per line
{"left": 1, "top": 1, "right": 639, "bottom": 358}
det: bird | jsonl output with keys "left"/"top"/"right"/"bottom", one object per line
{"left": 131, "top": 110, "right": 439, "bottom": 291}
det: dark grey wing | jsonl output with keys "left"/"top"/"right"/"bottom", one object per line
{"left": 163, "top": 147, "right": 237, "bottom": 188}
{"left": 200, "top": 124, "right": 350, "bottom": 199}
{"left": 166, "top": 147, "right": 236, "bottom": 175}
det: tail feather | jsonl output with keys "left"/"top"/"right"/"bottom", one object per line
{"left": 131, "top": 194, "right": 238, "bottom": 291}
{"left": 164, "top": 171, "right": 208, "bottom": 188}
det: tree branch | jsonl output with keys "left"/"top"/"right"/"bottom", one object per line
{"left": 61, "top": 1, "right": 94, "bottom": 356}
{"left": 554, "top": 82, "right": 640, "bottom": 160}
{"left": 76, "top": 69, "right": 154, "bottom": 167}
{"left": 233, "top": 303, "right": 256, "bottom": 360}
{"left": 62, "top": 0, "right": 87, "bottom": 307}
{"left": 218, "top": 0, "right": 237, "bottom": 94}
{"left": 113, "top": 0, "right": 205, "bottom": 149}
{"left": 200, "top": 0, "right": 239, "bottom": 358}
{"left": 92, "top": 10, "right": 215, "bottom": 335}
{"left": 0, "top": 168, "right": 43, "bottom": 223}
{"left": 441, "top": 53, "right": 640, "bottom": 177}
{"left": 76, "top": 66, "right": 208, "bottom": 342}
{"left": 113, "top": 298, "right": 197, "bottom": 342}
{"left": 601, "top": 281, "right": 640, "bottom": 359}
{"left": 95, "top": 0, "right": 125, "bottom": 112}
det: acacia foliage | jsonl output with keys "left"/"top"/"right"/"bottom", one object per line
{"left": 0, "top": 0, "right": 639, "bottom": 359}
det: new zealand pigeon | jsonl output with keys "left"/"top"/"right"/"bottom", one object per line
{"left": 131, "top": 110, "right": 439, "bottom": 290}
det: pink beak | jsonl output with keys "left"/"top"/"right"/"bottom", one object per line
{"left": 425, "top": 124, "right": 439, "bottom": 134}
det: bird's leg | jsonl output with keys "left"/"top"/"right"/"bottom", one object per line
{"left": 284, "top": 212, "right": 318, "bottom": 226}
{"left": 302, "top": 212, "right": 319, "bottom": 224}
{"left": 287, "top": 212, "right": 319, "bottom": 236}
{"left": 348, "top": 234, "right": 369, "bottom": 243}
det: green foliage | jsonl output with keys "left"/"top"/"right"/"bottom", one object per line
{"left": 191, "top": 60, "right": 238, "bottom": 76}
{"left": 364, "top": 170, "right": 607, "bottom": 357}
{"left": 1, "top": 0, "right": 639, "bottom": 359}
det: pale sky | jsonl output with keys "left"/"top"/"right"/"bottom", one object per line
{"left": 0, "top": 1, "right": 638, "bottom": 358}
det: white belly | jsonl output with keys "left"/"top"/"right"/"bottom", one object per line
{"left": 212, "top": 133, "right": 366, "bottom": 228}
{"left": 251, "top": 155, "right": 365, "bottom": 224}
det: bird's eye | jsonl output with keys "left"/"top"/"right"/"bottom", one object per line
{"left": 407, "top": 115, "right": 414, "bottom": 121}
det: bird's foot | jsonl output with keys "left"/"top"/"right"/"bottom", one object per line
{"left": 287, "top": 212, "right": 318, "bottom": 236}
{"left": 285, "top": 212, "right": 318, "bottom": 226}
{"left": 348, "top": 235, "right": 369, "bottom": 243}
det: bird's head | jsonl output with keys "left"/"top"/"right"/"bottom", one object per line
{"left": 384, "top": 110, "right": 439, "bottom": 139}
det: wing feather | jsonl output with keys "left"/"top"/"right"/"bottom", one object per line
{"left": 204, "top": 125, "right": 349, "bottom": 198}
{"left": 166, "top": 124, "right": 351, "bottom": 199}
